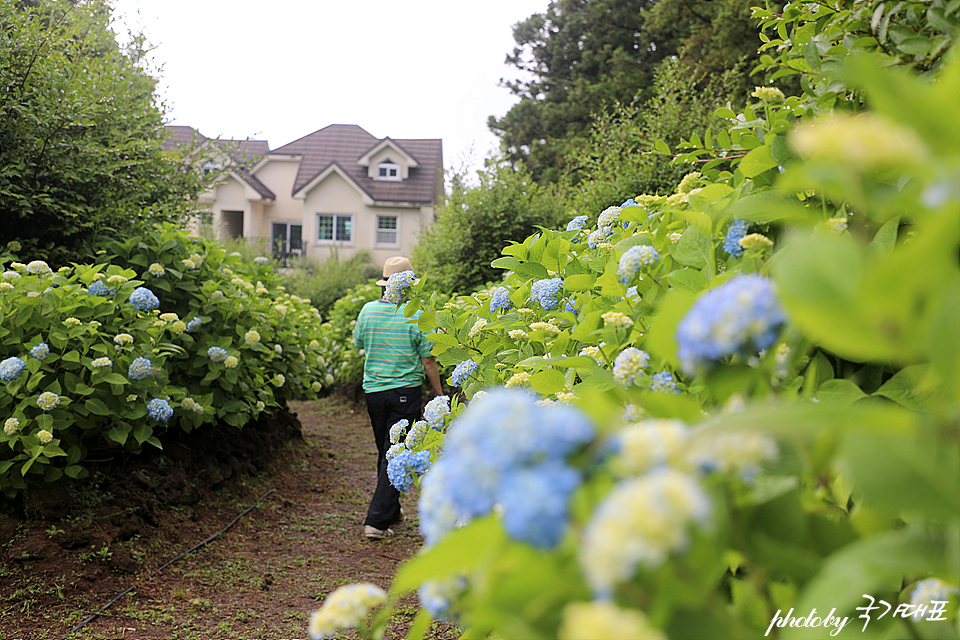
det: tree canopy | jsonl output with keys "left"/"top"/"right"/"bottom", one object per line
{"left": 489, "top": 0, "right": 766, "bottom": 183}
{"left": 0, "top": 0, "right": 209, "bottom": 262}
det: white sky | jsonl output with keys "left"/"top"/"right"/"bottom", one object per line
{"left": 110, "top": 0, "right": 547, "bottom": 179}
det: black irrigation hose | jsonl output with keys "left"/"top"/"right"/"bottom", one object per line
{"left": 56, "top": 488, "right": 277, "bottom": 640}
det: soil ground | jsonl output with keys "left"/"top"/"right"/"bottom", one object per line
{"left": 0, "top": 395, "right": 457, "bottom": 640}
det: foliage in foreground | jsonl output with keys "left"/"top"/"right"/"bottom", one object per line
{"left": 0, "top": 225, "right": 330, "bottom": 497}
{"left": 309, "top": 2, "right": 960, "bottom": 638}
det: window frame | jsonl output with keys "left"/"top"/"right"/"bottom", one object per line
{"left": 376, "top": 160, "right": 401, "bottom": 182}
{"left": 375, "top": 215, "right": 399, "bottom": 247}
{"left": 316, "top": 213, "right": 354, "bottom": 244}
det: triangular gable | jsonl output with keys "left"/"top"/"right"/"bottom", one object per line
{"left": 292, "top": 161, "right": 374, "bottom": 204}
{"left": 356, "top": 138, "right": 420, "bottom": 168}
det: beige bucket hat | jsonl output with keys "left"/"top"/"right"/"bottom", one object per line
{"left": 376, "top": 256, "right": 417, "bottom": 286}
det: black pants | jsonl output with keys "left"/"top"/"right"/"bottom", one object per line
{"left": 363, "top": 385, "right": 421, "bottom": 529}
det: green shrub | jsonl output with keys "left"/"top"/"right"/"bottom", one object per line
{"left": 0, "top": 225, "right": 329, "bottom": 497}
{"left": 279, "top": 251, "right": 380, "bottom": 318}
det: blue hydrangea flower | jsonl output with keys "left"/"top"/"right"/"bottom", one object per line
{"left": 566, "top": 215, "right": 588, "bottom": 231}
{"left": 450, "top": 360, "right": 478, "bottom": 387}
{"left": 418, "top": 576, "right": 466, "bottom": 623}
{"left": 621, "top": 198, "right": 639, "bottom": 208}
{"left": 186, "top": 316, "right": 203, "bottom": 332}
{"left": 498, "top": 461, "right": 582, "bottom": 548}
{"left": 424, "top": 395, "right": 450, "bottom": 431}
{"left": 597, "top": 206, "right": 621, "bottom": 227}
{"left": 675, "top": 274, "right": 787, "bottom": 373}
{"left": 207, "top": 346, "right": 228, "bottom": 363}
{"left": 387, "top": 449, "right": 432, "bottom": 492}
{"left": 147, "top": 398, "right": 173, "bottom": 422}
{"left": 25, "top": 260, "right": 52, "bottom": 276}
{"left": 488, "top": 286, "right": 513, "bottom": 313}
{"left": 253, "top": 256, "right": 270, "bottom": 265}
{"left": 37, "top": 391, "right": 60, "bottom": 411}
{"left": 129, "top": 287, "right": 160, "bottom": 312}
{"left": 723, "top": 219, "right": 749, "bottom": 257}
{"left": 128, "top": 357, "right": 152, "bottom": 381}
{"left": 650, "top": 371, "right": 679, "bottom": 394}
{"left": 587, "top": 226, "right": 613, "bottom": 249}
{"left": 418, "top": 389, "right": 594, "bottom": 547}
{"left": 405, "top": 420, "right": 430, "bottom": 449}
{"left": 910, "top": 579, "right": 960, "bottom": 618}
{"left": 617, "top": 245, "right": 659, "bottom": 283}
{"left": 384, "top": 270, "right": 416, "bottom": 304}
{"left": 564, "top": 300, "right": 578, "bottom": 315}
{"left": 389, "top": 419, "right": 409, "bottom": 445}
{"left": 0, "top": 357, "right": 26, "bottom": 382}
{"left": 530, "top": 278, "right": 563, "bottom": 311}
{"left": 30, "top": 343, "right": 50, "bottom": 361}
{"left": 88, "top": 280, "right": 115, "bottom": 297}
{"left": 613, "top": 347, "right": 650, "bottom": 386}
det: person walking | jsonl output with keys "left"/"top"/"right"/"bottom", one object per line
{"left": 353, "top": 256, "right": 443, "bottom": 540}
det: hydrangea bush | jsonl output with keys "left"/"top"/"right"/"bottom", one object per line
{"left": 0, "top": 224, "right": 329, "bottom": 496}
{"left": 308, "top": 5, "right": 959, "bottom": 638}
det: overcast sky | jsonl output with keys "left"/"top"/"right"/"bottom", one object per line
{"left": 110, "top": 0, "right": 548, "bottom": 179}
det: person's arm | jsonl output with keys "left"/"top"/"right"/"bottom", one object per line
{"left": 421, "top": 356, "right": 443, "bottom": 397}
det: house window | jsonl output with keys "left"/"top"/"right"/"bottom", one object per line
{"left": 317, "top": 214, "right": 352, "bottom": 243}
{"left": 376, "top": 216, "right": 398, "bottom": 245}
{"left": 376, "top": 159, "right": 400, "bottom": 181}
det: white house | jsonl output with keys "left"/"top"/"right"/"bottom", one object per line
{"left": 163, "top": 125, "right": 443, "bottom": 267}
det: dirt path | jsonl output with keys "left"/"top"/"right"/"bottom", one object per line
{"left": 0, "top": 396, "right": 455, "bottom": 640}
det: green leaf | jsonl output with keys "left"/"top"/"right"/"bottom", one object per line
{"left": 513, "top": 261, "right": 549, "bottom": 280}
{"left": 816, "top": 379, "right": 867, "bottom": 406}
{"left": 101, "top": 373, "right": 128, "bottom": 386}
{"left": 85, "top": 398, "right": 111, "bottom": 416}
{"left": 666, "top": 268, "right": 709, "bottom": 294}
{"left": 873, "top": 365, "right": 945, "bottom": 411}
{"left": 530, "top": 369, "right": 566, "bottom": 396}
{"left": 106, "top": 424, "right": 130, "bottom": 446}
{"left": 645, "top": 289, "right": 696, "bottom": 368}
{"left": 673, "top": 227, "right": 712, "bottom": 270}
{"left": 739, "top": 145, "right": 779, "bottom": 177}
{"left": 491, "top": 256, "right": 522, "bottom": 271}
{"left": 655, "top": 139, "right": 672, "bottom": 154}
{"left": 563, "top": 273, "right": 596, "bottom": 291}
{"left": 715, "top": 107, "right": 737, "bottom": 119}
{"left": 133, "top": 423, "right": 152, "bottom": 445}
{"left": 725, "top": 192, "right": 812, "bottom": 225}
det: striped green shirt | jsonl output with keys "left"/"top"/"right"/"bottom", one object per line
{"left": 353, "top": 300, "right": 433, "bottom": 393}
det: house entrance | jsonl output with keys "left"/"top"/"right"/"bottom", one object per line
{"left": 222, "top": 210, "right": 244, "bottom": 239}
{"left": 272, "top": 223, "right": 303, "bottom": 265}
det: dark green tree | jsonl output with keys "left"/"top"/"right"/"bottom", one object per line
{"left": 489, "top": 0, "right": 768, "bottom": 183}
{"left": 0, "top": 0, "right": 211, "bottom": 263}
{"left": 413, "top": 160, "right": 564, "bottom": 293}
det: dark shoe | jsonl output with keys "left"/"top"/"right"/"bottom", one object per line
{"left": 364, "top": 525, "right": 394, "bottom": 540}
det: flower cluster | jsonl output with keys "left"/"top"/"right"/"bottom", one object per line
{"left": 114, "top": 333, "right": 134, "bottom": 346}
{"left": 148, "top": 262, "right": 165, "bottom": 277}
{"left": 530, "top": 321, "right": 560, "bottom": 334}
{"left": 530, "top": 278, "right": 563, "bottom": 311}
{"left": 224, "top": 356, "right": 239, "bottom": 369}
{"left": 181, "top": 397, "right": 205, "bottom": 415}
{"left": 488, "top": 286, "right": 513, "bottom": 312}
{"left": 30, "top": 343, "right": 50, "bottom": 361}
{"left": 559, "top": 601, "right": 665, "bottom": 640}
{"left": 384, "top": 270, "right": 416, "bottom": 304}
{"left": 129, "top": 287, "right": 160, "bottom": 312}
{"left": 418, "top": 576, "right": 467, "bottom": 623}
{"left": 617, "top": 245, "right": 658, "bottom": 283}
{"left": 424, "top": 395, "right": 450, "bottom": 430}
{"left": 37, "top": 391, "right": 60, "bottom": 412}
{"left": 91, "top": 357, "right": 112, "bottom": 368}
{"left": 751, "top": 86, "right": 785, "bottom": 104}
{"left": 739, "top": 233, "right": 773, "bottom": 251}
{"left": 587, "top": 226, "right": 612, "bottom": 249}
{"left": 450, "top": 360, "right": 479, "bottom": 387}
{"left": 253, "top": 256, "right": 270, "bottom": 265}
{"left": 418, "top": 389, "right": 594, "bottom": 549}
{"left": 147, "top": 398, "right": 173, "bottom": 422}
{"left": 723, "top": 219, "right": 749, "bottom": 257}
{"left": 612, "top": 347, "right": 650, "bottom": 386}
{"left": 207, "top": 346, "right": 228, "bottom": 363}
{"left": 38, "top": 430, "right": 53, "bottom": 444}
{"left": 468, "top": 318, "right": 486, "bottom": 338}
{"left": 405, "top": 420, "right": 430, "bottom": 448}
{"left": 308, "top": 583, "right": 387, "bottom": 640}
{"left": 389, "top": 419, "right": 409, "bottom": 444}
{"left": 128, "top": 357, "right": 152, "bottom": 381}
{"left": 566, "top": 215, "right": 589, "bottom": 231}
{"left": 186, "top": 317, "right": 203, "bottom": 332}
{"left": 505, "top": 371, "right": 531, "bottom": 388}
{"left": 910, "top": 579, "right": 960, "bottom": 619}
{"left": 88, "top": 280, "right": 115, "bottom": 297}
{"left": 677, "top": 171, "right": 702, "bottom": 194}
{"left": 0, "top": 357, "right": 26, "bottom": 382}
{"left": 597, "top": 206, "right": 621, "bottom": 227}
{"left": 387, "top": 448, "right": 432, "bottom": 492}
{"left": 675, "top": 274, "right": 787, "bottom": 373}
{"left": 25, "top": 260, "right": 52, "bottom": 276}
{"left": 601, "top": 311, "right": 633, "bottom": 329}
{"left": 508, "top": 329, "right": 528, "bottom": 340}
{"left": 650, "top": 371, "right": 678, "bottom": 394}
{"left": 4, "top": 418, "right": 20, "bottom": 436}
{"left": 580, "top": 468, "right": 710, "bottom": 595}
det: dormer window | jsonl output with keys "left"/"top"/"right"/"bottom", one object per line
{"left": 376, "top": 159, "right": 401, "bottom": 181}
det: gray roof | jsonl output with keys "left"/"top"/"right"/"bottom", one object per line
{"left": 272, "top": 124, "right": 442, "bottom": 204}
{"left": 162, "top": 126, "right": 275, "bottom": 200}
